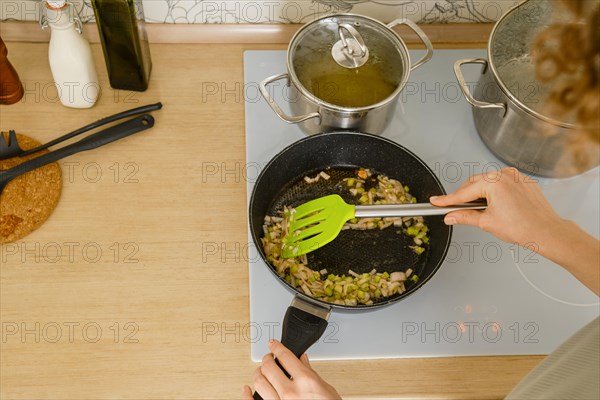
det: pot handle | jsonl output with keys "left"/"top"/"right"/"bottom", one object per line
{"left": 387, "top": 19, "right": 433, "bottom": 71}
{"left": 252, "top": 297, "right": 330, "bottom": 400}
{"left": 454, "top": 59, "right": 507, "bottom": 114}
{"left": 259, "top": 73, "right": 321, "bottom": 124}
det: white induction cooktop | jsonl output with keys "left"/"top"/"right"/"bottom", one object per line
{"left": 244, "top": 49, "right": 599, "bottom": 361}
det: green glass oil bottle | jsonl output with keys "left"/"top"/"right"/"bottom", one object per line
{"left": 91, "top": 0, "right": 152, "bottom": 91}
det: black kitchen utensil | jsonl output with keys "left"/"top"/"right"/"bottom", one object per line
{"left": 0, "top": 114, "right": 154, "bottom": 195}
{"left": 0, "top": 102, "right": 162, "bottom": 160}
{"left": 0, "top": 130, "right": 20, "bottom": 159}
{"left": 249, "top": 132, "right": 452, "bottom": 399}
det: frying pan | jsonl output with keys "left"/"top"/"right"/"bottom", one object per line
{"left": 248, "top": 132, "right": 451, "bottom": 389}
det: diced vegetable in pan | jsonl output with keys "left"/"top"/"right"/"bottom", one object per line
{"left": 342, "top": 168, "right": 430, "bottom": 249}
{"left": 261, "top": 168, "right": 427, "bottom": 306}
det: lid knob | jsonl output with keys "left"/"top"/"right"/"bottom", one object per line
{"left": 331, "top": 23, "right": 369, "bottom": 69}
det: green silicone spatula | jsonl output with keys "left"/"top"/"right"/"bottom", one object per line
{"left": 281, "top": 194, "right": 487, "bottom": 258}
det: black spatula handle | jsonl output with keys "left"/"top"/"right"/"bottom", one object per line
{"left": 19, "top": 102, "right": 162, "bottom": 157}
{"left": 1, "top": 115, "right": 154, "bottom": 185}
{"left": 253, "top": 299, "right": 330, "bottom": 400}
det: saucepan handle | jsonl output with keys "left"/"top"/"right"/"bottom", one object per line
{"left": 454, "top": 59, "right": 507, "bottom": 114}
{"left": 253, "top": 297, "right": 330, "bottom": 400}
{"left": 387, "top": 19, "right": 433, "bottom": 71}
{"left": 259, "top": 73, "right": 321, "bottom": 124}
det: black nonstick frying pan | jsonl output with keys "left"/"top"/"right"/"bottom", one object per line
{"left": 248, "top": 132, "right": 451, "bottom": 396}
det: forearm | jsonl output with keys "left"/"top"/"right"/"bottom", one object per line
{"left": 533, "top": 220, "right": 600, "bottom": 296}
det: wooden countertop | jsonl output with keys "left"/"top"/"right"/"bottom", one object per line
{"left": 0, "top": 39, "right": 544, "bottom": 399}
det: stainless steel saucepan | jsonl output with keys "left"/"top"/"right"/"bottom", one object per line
{"left": 260, "top": 14, "right": 433, "bottom": 135}
{"left": 454, "top": 0, "right": 599, "bottom": 178}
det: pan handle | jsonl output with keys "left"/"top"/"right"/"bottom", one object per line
{"left": 387, "top": 19, "right": 433, "bottom": 71}
{"left": 259, "top": 73, "right": 321, "bottom": 124}
{"left": 253, "top": 297, "right": 330, "bottom": 400}
{"left": 454, "top": 59, "right": 507, "bottom": 115}
{"left": 280, "top": 297, "right": 331, "bottom": 358}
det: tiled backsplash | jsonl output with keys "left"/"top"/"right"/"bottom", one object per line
{"left": 2, "top": 0, "right": 521, "bottom": 24}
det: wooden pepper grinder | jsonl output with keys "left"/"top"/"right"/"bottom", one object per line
{"left": 0, "top": 36, "right": 24, "bottom": 105}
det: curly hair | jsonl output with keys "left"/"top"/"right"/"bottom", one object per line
{"left": 533, "top": 0, "right": 599, "bottom": 145}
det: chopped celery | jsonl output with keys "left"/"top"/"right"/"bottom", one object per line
{"left": 406, "top": 226, "right": 419, "bottom": 236}
{"left": 262, "top": 168, "right": 430, "bottom": 306}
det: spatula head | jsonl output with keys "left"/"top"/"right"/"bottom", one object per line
{"left": 0, "top": 130, "right": 24, "bottom": 160}
{"left": 282, "top": 194, "right": 355, "bottom": 258}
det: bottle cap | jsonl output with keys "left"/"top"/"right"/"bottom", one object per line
{"left": 46, "top": 0, "right": 67, "bottom": 9}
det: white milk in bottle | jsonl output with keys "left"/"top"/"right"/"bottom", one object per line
{"left": 43, "top": 0, "right": 99, "bottom": 108}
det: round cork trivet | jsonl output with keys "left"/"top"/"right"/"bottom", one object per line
{"left": 0, "top": 132, "right": 62, "bottom": 243}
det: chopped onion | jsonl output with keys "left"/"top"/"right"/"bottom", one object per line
{"left": 261, "top": 168, "right": 428, "bottom": 305}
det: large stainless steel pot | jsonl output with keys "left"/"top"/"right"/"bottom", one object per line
{"left": 454, "top": 0, "right": 599, "bottom": 178}
{"left": 259, "top": 14, "right": 433, "bottom": 135}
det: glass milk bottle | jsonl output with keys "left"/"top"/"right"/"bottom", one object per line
{"left": 42, "top": 0, "right": 99, "bottom": 108}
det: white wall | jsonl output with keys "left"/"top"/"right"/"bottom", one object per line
{"left": 0, "top": 0, "right": 522, "bottom": 24}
